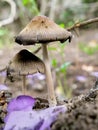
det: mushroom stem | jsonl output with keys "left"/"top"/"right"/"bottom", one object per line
{"left": 42, "top": 44, "right": 57, "bottom": 107}
{"left": 23, "top": 75, "right": 26, "bottom": 94}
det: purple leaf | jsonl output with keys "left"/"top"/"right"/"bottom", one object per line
{"left": 4, "top": 111, "right": 39, "bottom": 130}
{"left": 0, "top": 71, "right": 6, "bottom": 77}
{"left": 5, "top": 95, "right": 35, "bottom": 123}
{"left": 7, "top": 95, "right": 35, "bottom": 113}
{"left": 4, "top": 105, "right": 67, "bottom": 130}
{"left": 39, "top": 105, "right": 66, "bottom": 130}
{"left": 37, "top": 73, "right": 45, "bottom": 80}
{"left": 0, "top": 127, "right": 3, "bottom": 130}
{"left": 76, "top": 75, "right": 87, "bottom": 82}
{"left": 27, "top": 74, "right": 34, "bottom": 79}
{"left": 91, "top": 72, "right": 98, "bottom": 78}
{"left": 34, "top": 119, "right": 44, "bottom": 130}
{"left": 0, "top": 84, "right": 9, "bottom": 90}
{"left": 27, "top": 73, "right": 45, "bottom": 80}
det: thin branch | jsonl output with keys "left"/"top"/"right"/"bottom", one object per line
{"left": 33, "top": 46, "right": 41, "bottom": 54}
{"left": 67, "top": 17, "right": 98, "bottom": 31}
{"left": 0, "top": 0, "right": 16, "bottom": 27}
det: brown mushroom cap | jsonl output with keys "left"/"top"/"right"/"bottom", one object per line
{"left": 8, "top": 49, "right": 45, "bottom": 75}
{"left": 15, "top": 15, "right": 72, "bottom": 45}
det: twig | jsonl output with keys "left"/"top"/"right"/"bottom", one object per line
{"left": 33, "top": 46, "right": 41, "bottom": 54}
{"left": 67, "top": 17, "right": 98, "bottom": 31}
{"left": 0, "top": 0, "right": 16, "bottom": 27}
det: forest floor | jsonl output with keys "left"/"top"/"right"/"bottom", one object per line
{"left": 0, "top": 29, "right": 98, "bottom": 129}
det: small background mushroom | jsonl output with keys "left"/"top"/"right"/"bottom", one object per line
{"left": 7, "top": 49, "right": 45, "bottom": 94}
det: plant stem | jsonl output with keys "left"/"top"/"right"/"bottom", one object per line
{"left": 42, "top": 44, "right": 57, "bottom": 107}
{"left": 23, "top": 75, "right": 26, "bottom": 94}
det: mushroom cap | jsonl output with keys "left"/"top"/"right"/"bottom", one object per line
{"left": 8, "top": 49, "right": 45, "bottom": 76}
{"left": 15, "top": 15, "right": 72, "bottom": 45}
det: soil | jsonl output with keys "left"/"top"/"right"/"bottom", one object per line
{"left": 0, "top": 86, "right": 98, "bottom": 129}
{"left": 52, "top": 89, "right": 98, "bottom": 130}
{"left": 0, "top": 29, "right": 98, "bottom": 129}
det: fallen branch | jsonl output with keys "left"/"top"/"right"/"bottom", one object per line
{"left": 0, "top": 0, "right": 16, "bottom": 27}
{"left": 33, "top": 46, "right": 41, "bottom": 54}
{"left": 67, "top": 17, "right": 98, "bottom": 31}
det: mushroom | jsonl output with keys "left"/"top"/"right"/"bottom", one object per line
{"left": 7, "top": 49, "right": 45, "bottom": 94}
{"left": 15, "top": 15, "right": 72, "bottom": 106}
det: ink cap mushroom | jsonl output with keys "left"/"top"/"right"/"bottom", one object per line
{"left": 15, "top": 15, "right": 72, "bottom": 107}
{"left": 7, "top": 49, "right": 45, "bottom": 94}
